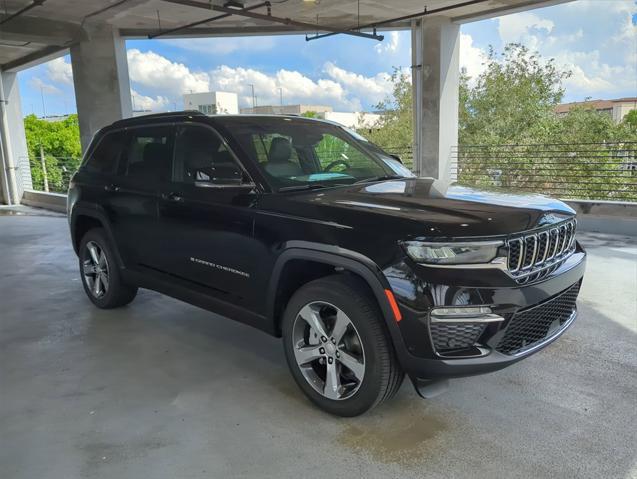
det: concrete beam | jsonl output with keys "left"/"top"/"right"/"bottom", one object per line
{"left": 70, "top": 24, "right": 132, "bottom": 152}
{"left": 452, "top": 0, "right": 573, "bottom": 23}
{"left": 2, "top": 45, "right": 67, "bottom": 72}
{"left": 411, "top": 17, "right": 460, "bottom": 180}
{"left": 0, "top": 15, "right": 82, "bottom": 46}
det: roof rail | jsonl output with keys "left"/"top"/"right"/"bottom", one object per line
{"left": 111, "top": 110, "right": 206, "bottom": 127}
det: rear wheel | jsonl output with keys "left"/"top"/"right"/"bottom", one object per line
{"left": 79, "top": 228, "right": 137, "bottom": 309}
{"left": 282, "top": 275, "right": 403, "bottom": 416}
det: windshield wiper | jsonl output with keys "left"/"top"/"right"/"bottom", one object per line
{"left": 278, "top": 183, "right": 331, "bottom": 192}
{"left": 354, "top": 174, "right": 405, "bottom": 184}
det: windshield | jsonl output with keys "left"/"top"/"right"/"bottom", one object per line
{"left": 220, "top": 116, "right": 414, "bottom": 190}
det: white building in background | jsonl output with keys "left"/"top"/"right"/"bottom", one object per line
{"left": 240, "top": 104, "right": 333, "bottom": 115}
{"left": 239, "top": 103, "right": 382, "bottom": 129}
{"left": 183, "top": 91, "right": 239, "bottom": 115}
{"left": 321, "top": 111, "right": 382, "bottom": 129}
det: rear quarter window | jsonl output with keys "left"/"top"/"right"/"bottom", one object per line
{"left": 84, "top": 131, "right": 125, "bottom": 175}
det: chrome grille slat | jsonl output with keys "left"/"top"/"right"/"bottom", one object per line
{"left": 522, "top": 235, "right": 537, "bottom": 269}
{"left": 548, "top": 228, "right": 559, "bottom": 260}
{"left": 506, "top": 219, "right": 577, "bottom": 285}
{"left": 536, "top": 231, "right": 550, "bottom": 266}
{"left": 558, "top": 225, "right": 567, "bottom": 255}
{"left": 508, "top": 238, "right": 523, "bottom": 272}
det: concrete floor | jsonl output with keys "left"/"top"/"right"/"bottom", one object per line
{"left": 1, "top": 208, "right": 636, "bottom": 479}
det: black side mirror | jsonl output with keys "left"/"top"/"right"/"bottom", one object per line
{"left": 389, "top": 154, "right": 403, "bottom": 164}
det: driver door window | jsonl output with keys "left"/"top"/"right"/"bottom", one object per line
{"left": 314, "top": 134, "right": 376, "bottom": 173}
{"left": 173, "top": 125, "right": 245, "bottom": 185}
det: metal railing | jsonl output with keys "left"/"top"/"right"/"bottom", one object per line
{"left": 22, "top": 155, "right": 79, "bottom": 195}
{"left": 382, "top": 142, "right": 636, "bottom": 202}
{"left": 450, "top": 142, "right": 637, "bottom": 202}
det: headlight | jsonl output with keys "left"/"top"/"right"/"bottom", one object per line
{"left": 402, "top": 240, "right": 503, "bottom": 265}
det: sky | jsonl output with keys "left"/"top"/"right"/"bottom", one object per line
{"left": 17, "top": 0, "right": 637, "bottom": 117}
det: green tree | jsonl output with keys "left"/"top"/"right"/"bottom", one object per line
{"left": 356, "top": 43, "right": 636, "bottom": 200}
{"left": 362, "top": 68, "right": 413, "bottom": 166}
{"left": 24, "top": 114, "right": 81, "bottom": 192}
{"left": 621, "top": 109, "right": 637, "bottom": 130}
{"left": 460, "top": 43, "right": 570, "bottom": 146}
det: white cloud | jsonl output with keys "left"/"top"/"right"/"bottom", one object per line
{"left": 459, "top": 33, "right": 487, "bottom": 81}
{"left": 488, "top": 2, "right": 637, "bottom": 100}
{"left": 374, "top": 31, "right": 400, "bottom": 54}
{"left": 29, "top": 77, "right": 62, "bottom": 95}
{"left": 555, "top": 49, "right": 633, "bottom": 96}
{"left": 323, "top": 62, "right": 392, "bottom": 105}
{"left": 131, "top": 89, "right": 170, "bottom": 111}
{"left": 209, "top": 64, "right": 362, "bottom": 110}
{"left": 123, "top": 48, "right": 394, "bottom": 112}
{"left": 498, "top": 12, "right": 554, "bottom": 50}
{"left": 46, "top": 57, "right": 73, "bottom": 85}
{"left": 127, "top": 49, "right": 210, "bottom": 96}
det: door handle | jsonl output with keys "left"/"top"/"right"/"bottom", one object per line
{"left": 162, "top": 192, "right": 183, "bottom": 202}
{"left": 104, "top": 184, "right": 120, "bottom": 192}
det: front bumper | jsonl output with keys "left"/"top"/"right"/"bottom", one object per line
{"left": 384, "top": 242, "right": 586, "bottom": 381}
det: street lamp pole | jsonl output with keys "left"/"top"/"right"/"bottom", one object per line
{"left": 248, "top": 84, "right": 256, "bottom": 109}
{"left": 40, "top": 86, "right": 46, "bottom": 118}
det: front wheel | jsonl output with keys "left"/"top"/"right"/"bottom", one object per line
{"left": 282, "top": 275, "right": 404, "bottom": 416}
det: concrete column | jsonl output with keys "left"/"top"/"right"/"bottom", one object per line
{"left": 0, "top": 70, "right": 32, "bottom": 204}
{"left": 70, "top": 24, "right": 132, "bottom": 152}
{"left": 411, "top": 17, "right": 460, "bottom": 181}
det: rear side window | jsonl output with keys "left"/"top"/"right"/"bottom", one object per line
{"left": 120, "top": 126, "right": 172, "bottom": 184}
{"left": 84, "top": 131, "right": 125, "bottom": 175}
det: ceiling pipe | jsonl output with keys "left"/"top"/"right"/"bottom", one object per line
{"left": 306, "top": 0, "right": 490, "bottom": 42}
{"left": 0, "top": 0, "right": 46, "bottom": 26}
{"left": 163, "top": 0, "right": 384, "bottom": 41}
{"left": 149, "top": 1, "right": 270, "bottom": 39}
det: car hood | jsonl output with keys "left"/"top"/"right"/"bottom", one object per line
{"left": 258, "top": 178, "right": 576, "bottom": 238}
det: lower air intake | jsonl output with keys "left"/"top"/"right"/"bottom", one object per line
{"left": 496, "top": 282, "right": 580, "bottom": 355}
{"left": 430, "top": 323, "right": 486, "bottom": 354}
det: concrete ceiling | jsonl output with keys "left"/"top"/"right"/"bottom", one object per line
{"left": 0, "top": 0, "right": 571, "bottom": 71}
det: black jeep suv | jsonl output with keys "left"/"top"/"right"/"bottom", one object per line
{"left": 68, "top": 111, "right": 586, "bottom": 416}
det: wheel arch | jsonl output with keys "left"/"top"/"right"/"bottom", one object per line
{"left": 70, "top": 206, "right": 124, "bottom": 268}
{"left": 267, "top": 242, "right": 406, "bottom": 356}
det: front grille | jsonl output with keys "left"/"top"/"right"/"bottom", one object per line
{"left": 507, "top": 219, "right": 576, "bottom": 284}
{"left": 495, "top": 283, "right": 580, "bottom": 355}
{"left": 430, "top": 323, "right": 486, "bottom": 353}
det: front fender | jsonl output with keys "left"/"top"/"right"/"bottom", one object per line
{"left": 267, "top": 241, "right": 410, "bottom": 368}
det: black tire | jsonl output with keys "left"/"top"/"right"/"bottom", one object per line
{"left": 79, "top": 228, "right": 138, "bottom": 309}
{"left": 282, "top": 274, "right": 404, "bottom": 416}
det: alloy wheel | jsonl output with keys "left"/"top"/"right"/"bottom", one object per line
{"left": 82, "top": 241, "right": 109, "bottom": 298}
{"left": 292, "top": 301, "right": 366, "bottom": 400}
